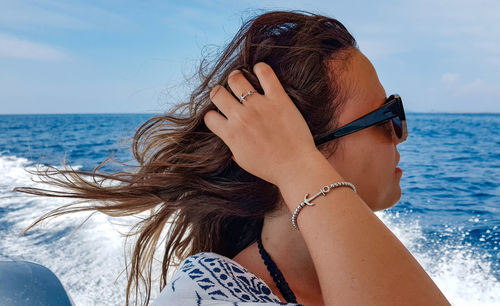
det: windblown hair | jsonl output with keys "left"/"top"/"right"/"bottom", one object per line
{"left": 15, "top": 10, "right": 357, "bottom": 306}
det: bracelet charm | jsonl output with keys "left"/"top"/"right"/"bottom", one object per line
{"left": 291, "top": 181, "right": 356, "bottom": 230}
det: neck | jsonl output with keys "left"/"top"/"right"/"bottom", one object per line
{"left": 260, "top": 203, "right": 323, "bottom": 304}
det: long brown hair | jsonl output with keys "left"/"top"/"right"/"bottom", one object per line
{"left": 15, "top": 10, "right": 357, "bottom": 306}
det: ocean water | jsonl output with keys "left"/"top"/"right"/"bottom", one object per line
{"left": 0, "top": 113, "right": 498, "bottom": 305}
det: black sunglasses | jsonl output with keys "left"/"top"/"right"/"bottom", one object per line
{"left": 314, "top": 94, "right": 408, "bottom": 146}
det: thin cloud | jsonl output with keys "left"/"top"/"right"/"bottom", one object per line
{"left": 400, "top": 0, "right": 500, "bottom": 56}
{"left": 441, "top": 73, "right": 460, "bottom": 84}
{"left": 452, "top": 79, "right": 500, "bottom": 97}
{"left": 160, "top": 3, "right": 232, "bottom": 38}
{"left": 485, "top": 56, "right": 500, "bottom": 69}
{"left": 0, "top": 0, "right": 132, "bottom": 32}
{"left": 356, "top": 39, "right": 410, "bottom": 59}
{"left": 0, "top": 33, "right": 67, "bottom": 60}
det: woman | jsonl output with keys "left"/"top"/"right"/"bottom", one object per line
{"left": 17, "top": 11, "right": 450, "bottom": 305}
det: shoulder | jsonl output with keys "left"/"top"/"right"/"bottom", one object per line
{"left": 152, "top": 252, "right": 299, "bottom": 305}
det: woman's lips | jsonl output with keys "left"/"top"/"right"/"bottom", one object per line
{"left": 395, "top": 167, "right": 403, "bottom": 174}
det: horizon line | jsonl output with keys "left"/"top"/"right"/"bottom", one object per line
{"left": 0, "top": 111, "right": 499, "bottom": 116}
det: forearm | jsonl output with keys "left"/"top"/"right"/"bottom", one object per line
{"left": 276, "top": 151, "right": 450, "bottom": 305}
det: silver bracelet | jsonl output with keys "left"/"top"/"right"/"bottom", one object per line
{"left": 291, "top": 181, "right": 356, "bottom": 230}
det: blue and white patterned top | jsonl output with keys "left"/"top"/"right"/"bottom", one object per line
{"left": 152, "top": 252, "right": 302, "bottom": 305}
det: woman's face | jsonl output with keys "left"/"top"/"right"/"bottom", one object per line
{"left": 323, "top": 50, "right": 402, "bottom": 211}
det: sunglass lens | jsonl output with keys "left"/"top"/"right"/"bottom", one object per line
{"left": 391, "top": 117, "right": 403, "bottom": 139}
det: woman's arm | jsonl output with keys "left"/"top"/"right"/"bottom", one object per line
{"left": 276, "top": 151, "right": 450, "bottom": 305}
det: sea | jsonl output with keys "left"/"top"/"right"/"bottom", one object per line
{"left": 0, "top": 113, "right": 499, "bottom": 305}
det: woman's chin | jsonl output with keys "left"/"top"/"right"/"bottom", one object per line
{"left": 386, "top": 187, "right": 402, "bottom": 210}
{"left": 372, "top": 190, "right": 402, "bottom": 212}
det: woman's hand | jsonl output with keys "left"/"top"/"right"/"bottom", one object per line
{"left": 204, "top": 62, "right": 321, "bottom": 186}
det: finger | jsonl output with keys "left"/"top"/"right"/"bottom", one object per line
{"left": 204, "top": 110, "right": 236, "bottom": 162}
{"left": 227, "top": 70, "right": 257, "bottom": 103}
{"left": 253, "top": 62, "right": 287, "bottom": 98}
{"left": 203, "top": 109, "right": 228, "bottom": 140}
{"left": 210, "top": 85, "right": 243, "bottom": 118}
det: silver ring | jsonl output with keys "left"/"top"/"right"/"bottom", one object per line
{"left": 239, "top": 90, "right": 255, "bottom": 103}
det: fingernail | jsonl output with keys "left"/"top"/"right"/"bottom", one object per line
{"left": 229, "top": 70, "right": 241, "bottom": 77}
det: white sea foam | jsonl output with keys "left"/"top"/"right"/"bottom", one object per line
{"left": 376, "top": 211, "right": 500, "bottom": 305}
{"left": 0, "top": 154, "right": 498, "bottom": 305}
{"left": 0, "top": 154, "right": 156, "bottom": 305}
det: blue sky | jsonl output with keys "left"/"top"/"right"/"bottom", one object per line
{"left": 0, "top": 0, "right": 499, "bottom": 114}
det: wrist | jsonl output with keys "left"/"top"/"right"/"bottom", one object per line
{"left": 275, "top": 151, "right": 344, "bottom": 208}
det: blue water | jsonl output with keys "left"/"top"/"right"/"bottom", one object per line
{"left": 0, "top": 113, "right": 499, "bottom": 305}
{"left": 0, "top": 114, "right": 152, "bottom": 171}
{"left": 394, "top": 113, "right": 499, "bottom": 271}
